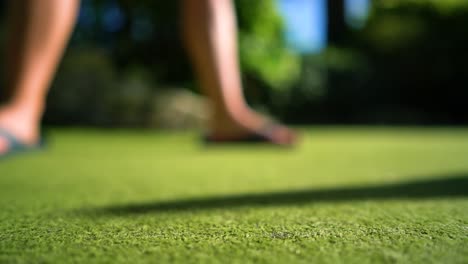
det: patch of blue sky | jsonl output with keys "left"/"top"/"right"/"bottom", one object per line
{"left": 278, "top": 0, "right": 327, "bottom": 54}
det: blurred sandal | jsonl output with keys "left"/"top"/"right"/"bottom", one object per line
{"left": 203, "top": 123, "right": 298, "bottom": 147}
{"left": 0, "top": 128, "right": 44, "bottom": 159}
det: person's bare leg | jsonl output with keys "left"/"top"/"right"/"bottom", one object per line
{"left": 182, "top": 0, "right": 296, "bottom": 145}
{"left": 0, "top": 0, "right": 79, "bottom": 154}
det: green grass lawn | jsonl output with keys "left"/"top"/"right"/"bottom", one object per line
{"left": 1, "top": 127, "right": 467, "bottom": 263}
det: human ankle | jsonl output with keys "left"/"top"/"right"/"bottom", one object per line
{"left": 3, "top": 101, "right": 43, "bottom": 124}
{"left": 209, "top": 111, "right": 246, "bottom": 135}
{"left": 0, "top": 106, "right": 41, "bottom": 142}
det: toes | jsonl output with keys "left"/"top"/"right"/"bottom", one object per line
{"left": 270, "top": 126, "right": 298, "bottom": 146}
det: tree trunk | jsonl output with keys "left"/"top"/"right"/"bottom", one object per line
{"left": 327, "top": 0, "right": 346, "bottom": 45}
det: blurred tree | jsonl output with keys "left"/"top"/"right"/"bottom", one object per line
{"left": 236, "top": 0, "right": 300, "bottom": 91}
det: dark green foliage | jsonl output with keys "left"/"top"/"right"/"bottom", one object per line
{"left": 236, "top": 0, "right": 300, "bottom": 90}
{"left": 46, "top": 48, "right": 154, "bottom": 126}
{"left": 279, "top": 0, "right": 468, "bottom": 125}
{"left": 1, "top": 0, "right": 467, "bottom": 125}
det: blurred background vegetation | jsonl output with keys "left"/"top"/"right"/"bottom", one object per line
{"left": 0, "top": 0, "right": 467, "bottom": 128}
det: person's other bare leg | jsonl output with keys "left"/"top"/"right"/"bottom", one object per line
{"left": 0, "top": 0, "right": 79, "bottom": 154}
{"left": 182, "top": 0, "right": 296, "bottom": 145}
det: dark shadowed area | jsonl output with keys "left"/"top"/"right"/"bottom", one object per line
{"left": 93, "top": 173, "right": 468, "bottom": 214}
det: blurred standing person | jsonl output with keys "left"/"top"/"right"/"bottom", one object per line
{"left": 0, "top": 0, "right": 297, "bottom": 158}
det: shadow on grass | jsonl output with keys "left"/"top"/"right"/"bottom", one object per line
{"left": 91, "top": 173, "right": 468, "bottom": 215}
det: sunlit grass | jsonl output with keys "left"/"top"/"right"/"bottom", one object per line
{"left": 1, "top": 127, "right": 467, "bottom": 263}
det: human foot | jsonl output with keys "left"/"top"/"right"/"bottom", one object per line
{"left": 0, "top": 106, "right": 41, "bottom": 157}
{"left": 206, "top": 110, "right": 298, "bottom": 146}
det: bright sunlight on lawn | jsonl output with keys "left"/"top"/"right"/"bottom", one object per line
{"left": 1, "top": 127, "right": 467, "bottom": 263}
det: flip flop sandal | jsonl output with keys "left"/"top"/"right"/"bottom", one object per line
{"left": 203, "top": 123, "right": 297, "bottom": 147}
{"left": 0, "top": 128, "right": 44, "bottom": 160}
